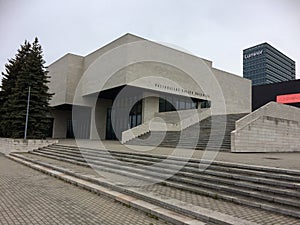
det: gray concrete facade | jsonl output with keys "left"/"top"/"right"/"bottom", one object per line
{"left": 47, "top": 33, "right": 252, "bottom": 140}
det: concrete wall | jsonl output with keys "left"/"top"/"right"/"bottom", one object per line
{"left": 231, "top": 102, "right": 300, "bottom": 152}
{"left": 48, "top": 54, "right": 84, "bottom": 106}
{"left": 142, "top": 96, "right": 159, "bottom": 123}
{"left": 0, "top": 138, "right": 58, "bottom": 155}
{"left": 83, "top": 34, "right": 144, "bottom": 72}
{"left": 55, "top": 34, "right": 251, "bottom": 114}
{"left": 48, "top": 55, "right": 68, "bottom": 106}
{"left": 79, "top": 38, "right": 221, "bottom": 100}
{"left": 48, "top": 34, "right": 251, "bottom": 113}
{"left": 213, "top": 68, "right": 252, "bottom": 114}
{"left": 79, "top": 41, "right": 251, "bottom": 114}
{"left": 65, "top": 55, "right": 84, "bottom": 104}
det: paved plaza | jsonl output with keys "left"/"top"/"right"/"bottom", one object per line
{"left": 1, "top": 140, "right": 300, "bottom": 224}
{"left": 0, "top": 154, "right": 166, "bottom": 225}
{"left": 17, "top": 150, "right": 300, "bottom": 225}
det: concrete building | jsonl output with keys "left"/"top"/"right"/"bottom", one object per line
{"left": 243, "top": 43, "right": 295, "bottom": 86}
{"left": 46, "top": 34, "right": 300, "bottom": 153}
{"left": 47, "top": 33, "right": 251, "bottom": 141}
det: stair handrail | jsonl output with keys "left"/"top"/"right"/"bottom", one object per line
{"left": 122, "top": 109, "right": 211, "bottom": 144}
{"left": 235, "top": 108, "right": 268, "bottom": 130}
{"left": 232, "top": 113, "right": 300, "bottom": 140}
{"left": 235, "top": 102, "right": 300, "bottom": 130}
{"left": 180, "top": 108, "right": 211, "bottom": 130}
{"left": 231, "top": 116, "right": 262, "bottom": 135}
{"left": 121, "top": 123, "right": 150, "bottom": 144}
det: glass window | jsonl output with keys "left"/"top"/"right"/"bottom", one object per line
{"left": 186, "top": 101, "right": 192, "bottom": 109}
{"left": 191, "top": 101, "right": 197, "bottom": 109}
{"left": 137, "top": 101, "right": 142, "bottom": 113}
{"left": 179, "top": 100, "right": 185, "bottom": 110}
{"left": 137, "top": 114, "right": 142, "bottom": 125}
{"left": 165, "top": 96, "right": 173, "bottom": 111}
{"left": 175, "top": 98, "right": 180, "bottom": 110}
{"left": 200, "top": 100, "right": 211, "bottom": 108}
{"left": 159, "top": 97, "right": 166, "bottom": 112}
{"left": 159, "top": 96, "right": 203, "bottom": 112}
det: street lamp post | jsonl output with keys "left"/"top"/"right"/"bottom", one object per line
{"left": 24, "top": 86, "right": 31, "bottom": 140}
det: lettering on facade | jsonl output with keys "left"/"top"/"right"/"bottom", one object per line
{"left": 244, "top": 50, "right": 263, "bottom": 59}
{"left": 154, "top": 83, "right": 209, "bottom": 98}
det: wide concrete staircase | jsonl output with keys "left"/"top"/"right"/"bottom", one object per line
{"left": 12, "top": 144, "right": 300, "bottom": 220}
{"left": 126, "top": 113, "right": 247, "bottom": 151}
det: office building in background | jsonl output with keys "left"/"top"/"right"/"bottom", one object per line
{"left": 243, "top": 43, "right": 295, "bottom": 86}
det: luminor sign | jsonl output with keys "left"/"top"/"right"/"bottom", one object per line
{"left": 244, "top": 50, "right": 263, "bottom": 59}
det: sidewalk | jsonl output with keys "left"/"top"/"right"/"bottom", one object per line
{"left": 0, "top": 155, "right": 166, "bottom": 225}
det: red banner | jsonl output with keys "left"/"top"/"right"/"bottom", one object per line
{"left": 276, "top": 93, "right": 300, "bottom": 104}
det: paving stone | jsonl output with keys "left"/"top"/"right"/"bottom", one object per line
{"left": 19, "top": 152, "right": 300, "bottom": 225}
{"left": 26, "top": 146, "right": 300, "bottom": 218}
{"left": 0, "top": 155, "right": 167, "bottom": 225}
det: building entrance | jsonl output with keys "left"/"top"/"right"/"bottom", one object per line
{"left": 105, "top": 99, "right": 142, "bottom": 141}
{"left": 129, "top": 100, "right": 142, "bottom": 128}
{"left": 105, "top": 108, "right": 116, "bottom": 140}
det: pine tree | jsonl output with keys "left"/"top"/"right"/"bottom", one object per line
{"left": 0, "top": 90, "right": 4, "bottom": 136}
{"left": 0, "top": 38, "right": 53, "bottom": 139}
{"left": 0, "top": 41, "right": 31, "bottom": 137}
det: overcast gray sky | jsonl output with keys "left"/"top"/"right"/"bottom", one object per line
{"left": 1, "top": 0, "right": 299, "bottom": 83}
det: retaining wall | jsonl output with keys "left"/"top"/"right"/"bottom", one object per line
{"left": 231, "top": 102, "right": 300, "bottom": 153}
{"left": 0, "top": 138, "right": 58, "bottom": 155}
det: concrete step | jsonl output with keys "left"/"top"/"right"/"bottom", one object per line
{"left": 39, "top": 149, "right": 300, "bottom": 209}
{"left": 25, "top": 150, "right": 300, "bottom": 219}
{"left": 51, "top": 144, "right": 300, "bottom": 180}
{"left": 66, "top": 147, "right": 298, "bottom": 187}
{"left": 32, "top": 146, "right": 300, "bottom": 217}
{"left": 49, "top": 146, "right": 300, "bottom": 186}
{"left": 7, "top": 154, "right": 210, "bottom": 225}
{"left": 36, "top": 148, "right": 300, "bottom": 198}
{"left": 126, "top": 113, "right": 247, "bottom": 151}
{"left": 9, "top": 153, "right": 266, "bottom": 225}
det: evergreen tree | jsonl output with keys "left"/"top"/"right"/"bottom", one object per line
{"left": 0, "top": 90, "right": 4, "bottom": 136}
{"left": 0, "top": 38, "right": 53, "bottom": 139}
{"left": 0, "top": 41, "right": 31, "bottom": 137}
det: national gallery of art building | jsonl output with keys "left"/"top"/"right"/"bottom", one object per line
{"left": 47, "top": 34, "right": 300, "bottom": 153}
